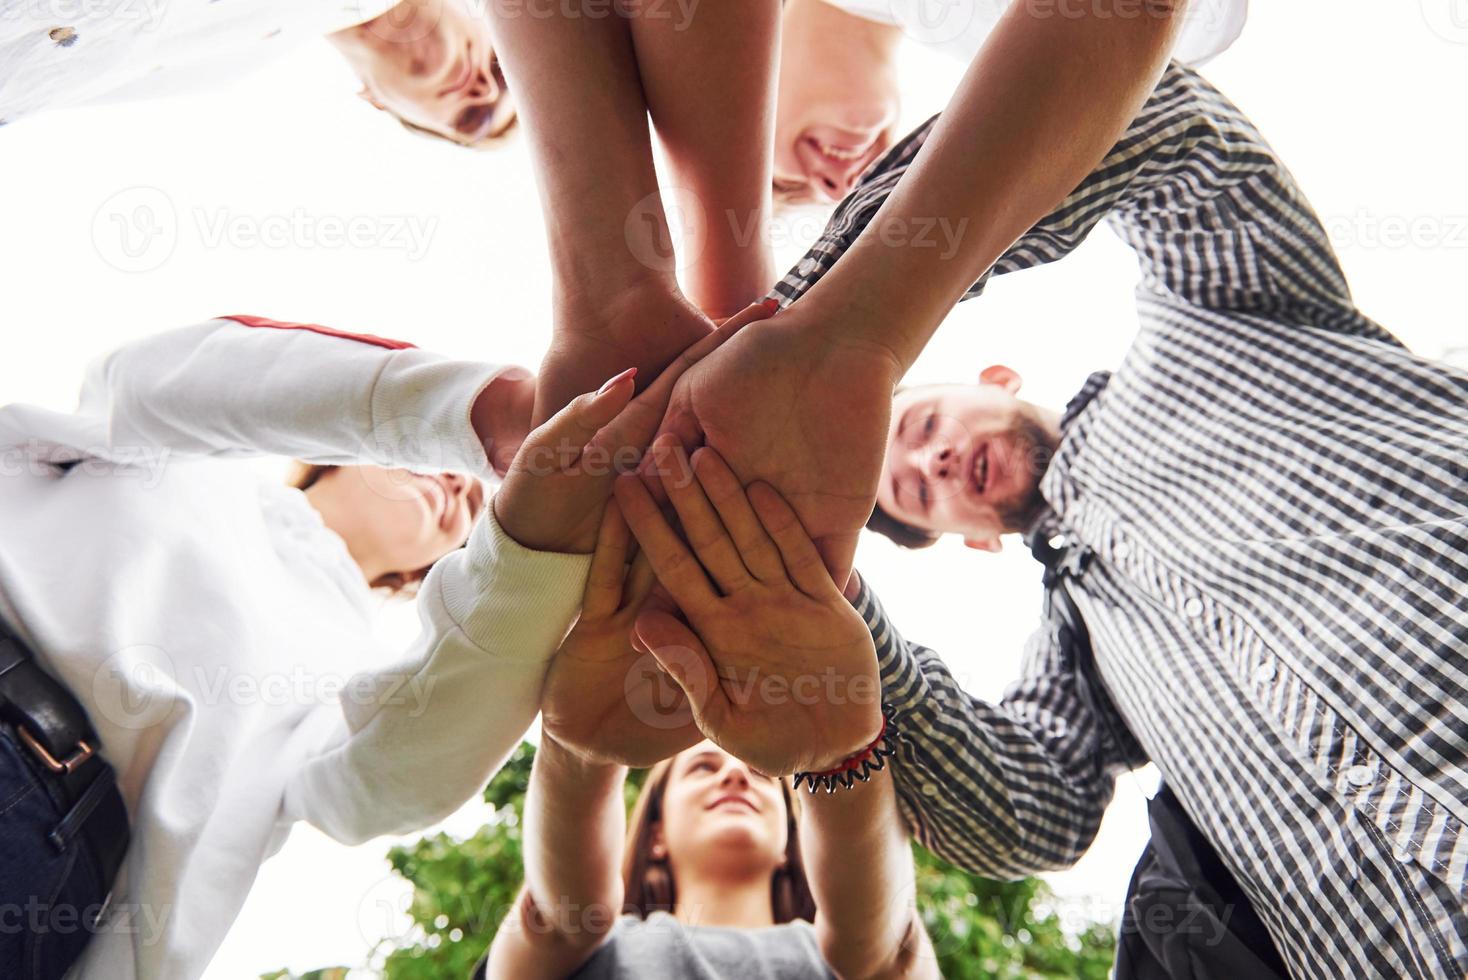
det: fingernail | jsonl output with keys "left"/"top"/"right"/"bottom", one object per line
{"left": 762, "top": 298, "right": 780, "bottom": 313}
{"left": 597, "top": 367, "right": 637, "bottom": 396}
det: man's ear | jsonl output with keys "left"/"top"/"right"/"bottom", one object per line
{"left": 978, "top": 365, "right": 1022, "bottom": 394}
{"left": 964, "top": 536, "right": 1003, "bottom": 553}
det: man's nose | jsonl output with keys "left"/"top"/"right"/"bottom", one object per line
{"left": 922, "top": 443, "right": 958, "bottom": 482}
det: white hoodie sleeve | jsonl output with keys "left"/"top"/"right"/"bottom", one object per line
{"left": 8, "top": 315, "right": 587, "bottom": 843}
{"left": 6, "top": 316, "right": 515, "bottom": 477}
{"left": 282, "top": 504, "right": 592, "bottom": 844}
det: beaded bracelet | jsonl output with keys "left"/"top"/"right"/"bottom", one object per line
{"left": 792, "top": 706, "right": 901, "bottom": 794}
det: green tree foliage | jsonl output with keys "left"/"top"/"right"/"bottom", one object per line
{"left": 269, "top": 742, "right": 1115, "bottom": 979}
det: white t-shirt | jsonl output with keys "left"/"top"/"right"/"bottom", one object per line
{"left": 826, "top": 0, "right": 1247, "bottom": 65}
{"left": 0, "top": 0, "right": 393, "bottom": 124}
{"left": 0, "top": 318, "right": 592, "bottom": 979}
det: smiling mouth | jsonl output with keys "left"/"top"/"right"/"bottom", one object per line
{"left": 971, "top": 443, "right": 990, "bottom": 498}
{"left": 707, "top": 796, "right": 757, "bottom": 813}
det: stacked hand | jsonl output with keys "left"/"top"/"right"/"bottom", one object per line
{"left": 615, "top": 440, "right": 884, "bottom": 776}
{"left": 648, "top": 307, "right": 902, "bottom": 584}
{"left": 493, "top": 299, "right": 778, "bottom": 554}
{"left": 533, "top": 282, "right": 720, "bottom": 427}
{"left": 539, "top": 501, "right": 701, "bottom": 767}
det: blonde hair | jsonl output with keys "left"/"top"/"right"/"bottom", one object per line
{"left": 285, "top": 462, "right": 432, "bottom": 598}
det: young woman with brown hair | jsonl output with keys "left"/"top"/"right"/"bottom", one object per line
{"left": 481, "top": 490, "right": 937, "bottom": 979}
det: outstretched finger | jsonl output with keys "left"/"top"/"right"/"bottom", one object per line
{"left": 521, "top": 367, "right": 638, "bottom": 468}
{"left": 690, "top": 447, "right": 784, "bottom": 583}
{"left": 622, "top": 551, "right": 658, "bottom": 614}
{"left": 653, "top": 437, "right": 754, "bottom": 595}
{"left": 582, "top": 498, "right": 633, "bottom": 619}
{"left": 747, "top": 481, "right": 842, "bottom": 600}
{"left": 614, "top": 473, "right": 719, "bottom": 615}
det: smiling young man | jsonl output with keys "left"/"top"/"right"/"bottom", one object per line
{"left": 763, "top": 64, "right": 1468, "bottom": 979}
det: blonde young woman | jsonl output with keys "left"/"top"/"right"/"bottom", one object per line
{"left": 484, "top": 484, "right": 936, "bottom": 979}
{"left": 0, "top": 309, "right": 760, "bottom": 980}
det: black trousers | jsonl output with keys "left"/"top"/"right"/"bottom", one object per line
{"left": 1115, "top": 785, "right": 1292, "bottom": 980}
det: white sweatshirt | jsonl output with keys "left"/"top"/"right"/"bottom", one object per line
{"left": 0, "top": 317, "right": 592, "bottom": 980}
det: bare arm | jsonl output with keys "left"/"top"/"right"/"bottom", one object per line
{"left": 483, "top": 736, "right": 628, "bottom": 980}
{"left": 628, "top": 0, "right": 781, "bottom": 317}
{"left": 794, "top": 0, "right": 1189, "bottom": 370}
{"left": 486, "top": 1, "right": 780, "bottom": 421}
{"left": 801, "top": 769, "right": 938, "bottom": 980}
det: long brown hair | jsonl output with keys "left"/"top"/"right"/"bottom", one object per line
{"left": 621, "top": 753, "right": 817, "bottom": 924}
{"left": 285, "top": 462, "right": 433, "bottom": 598}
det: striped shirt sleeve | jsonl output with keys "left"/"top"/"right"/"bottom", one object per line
{"left": 773, "top": 65, "right": 1395, "bottom": 343}
{"left": 853, "top": 576, "right": 1121, "bottom": 877}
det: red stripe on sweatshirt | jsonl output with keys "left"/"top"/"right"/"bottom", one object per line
{"left": 220, "top": 315, "right": 416, "bottom": 350}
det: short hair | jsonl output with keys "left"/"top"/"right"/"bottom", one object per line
{"left": 390, "top": 110, "right": 519, "bottom": 150}
{"left": 865, "top": 502, "right": 940, "bottom": 550}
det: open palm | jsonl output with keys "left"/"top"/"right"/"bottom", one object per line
{"left": 539, "top": 503, "right": 700, "bottom": 767}
{"left": 617, "top": 441, "right": 883, "bottom": 776}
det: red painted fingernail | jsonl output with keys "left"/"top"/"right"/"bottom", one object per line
{"left": 597, "top": 367, "right": 637, "bottom": 395}
{"left": 762, "top": 298, "right": 780, "bottom": 313}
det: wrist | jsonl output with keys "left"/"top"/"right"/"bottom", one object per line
{"left": 553, "top": 267, "right": 680, "bottom": 332}
{"left": 539, "top": 732, "right": 626, "bottom": 786}
{"left": 797, "top": 707, "right": 893, "bottom": 791}
{"left": 471, "top": 369, "right": 535, "bottom": 476}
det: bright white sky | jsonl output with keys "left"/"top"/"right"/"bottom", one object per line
{"left": 0, "top": 1, "right": 1464, "bottom": 976}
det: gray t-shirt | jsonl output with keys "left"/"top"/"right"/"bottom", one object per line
{"left": 569, "top": 913, "right": 836, "bottom": 980}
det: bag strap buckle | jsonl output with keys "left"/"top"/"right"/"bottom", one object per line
{"left": 17, "top": 724, "right": 94, "bottom": 774}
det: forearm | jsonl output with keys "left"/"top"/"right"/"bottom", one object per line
{"left": 628, "top": 0, "right": 780, "bottom": 317}
{"left": 485, "top": 1, "right": 673, "bottom": 307}
{"left": 796, "top": 0, "right": 1185, "bottom": 368}
{"left": 522, "top": 735, "right": 629, "bottom": 936}
{"left": 802, "top": 769, "right": 933, "bottom": 979}
{"left": 281, "top": 507, "right": 592, "bottom": 844}
{"left": 79, "top": 319, "right": 510, "bottom": 474}
{"left": 853, "top": 580, "right": 1115, "bottom": 878}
